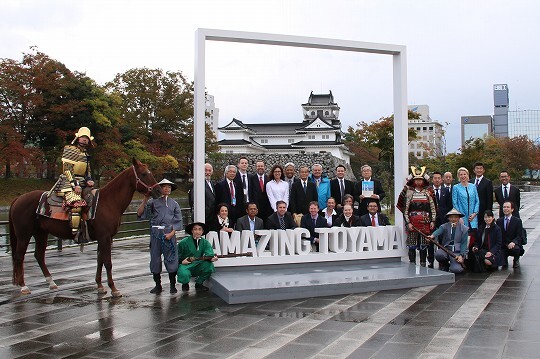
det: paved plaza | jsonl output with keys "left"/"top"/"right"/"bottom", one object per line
{"left": 0, "top": 193, "right": 539, "bottom": 358}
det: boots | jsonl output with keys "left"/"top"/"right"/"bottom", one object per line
{"left": 419, "top": 249, "right": 427, "bottom": 267}
{"left": 408, "top": 249, "right": 416, "bottom": 264}
{"left": 169, "top": 272, "right": 177, "bottom": 293}
{"left": 150, "top": 273, "right": 162, "bottom": 294}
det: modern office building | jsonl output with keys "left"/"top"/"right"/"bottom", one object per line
{"left": 205, "top": 94, "right": 219, "bottom": 135}
{"left": 508, "top": 110, "right": 540, "bottom": 144}
{"left": 493, "top": 84, "right": 509, "bottom": 137}
{"left": 408, "top": 105, "right": 444, "bottom": 158}
{"left": 461, "top": 115, "right": 493, "bottom": 144}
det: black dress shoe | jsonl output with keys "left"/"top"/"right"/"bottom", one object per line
{"left": 195, "top": 283, "right": 209, "bottom": 291}
{"left": 181, "top": 283, "right": 190, "bottom": 291}
{"left": 150, "top": 285, "right": 162, "bottom": 294}
{"left": 428, "top": 263, "right": 434, "bottom": 269}
{"left": 170, "top": 286, "right": 178, "bottom": 294}
{"left": 513, "top": 258, "right": 520, "bottom": 268}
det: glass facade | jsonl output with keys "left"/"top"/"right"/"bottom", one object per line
{"left": 463, "top": 123, "right": 490, "bottom": 142}
{"left": 508, "top": 110, "right": 540, "bottom": 143}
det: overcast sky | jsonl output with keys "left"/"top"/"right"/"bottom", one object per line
{"left": 2, "top": 0, "right": 540, "bottom": 153}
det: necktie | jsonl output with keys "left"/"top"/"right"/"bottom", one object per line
{"left": 475, "top": 178, "right": 479, "bottom": 186}
{"left": 303, "top": 181, "right": 307, "bottom": 193}
{"left": 207, "top": 180, "right": 213, "bottom": 193}
{"left": 340, "top": 179, "right": 345, "bottom": 198}
{"left": 279, "top": 216, "right": 285, "bottom": 230}
{"left": 371, "top": 214, "right": 376, "bottom": 227}
{"left": 312, "top": 218, "right": 316, "bottom": 227}
{"left": 242, "top": 174, "right": 246, "bottom": 189}
{"left": 435, "top": 188, "right": 439, "bottom": 202}
{"left": 503, "top": 185, "right": 508, "bottom": 199}
{"left": 505, "top": 217, "right": 509, "bottom": 230}
{"left": 229, "top": 181, "right": 235, "bottom": 201}
{"left": 259, "top": 176, "right": 264, "bottom": 191}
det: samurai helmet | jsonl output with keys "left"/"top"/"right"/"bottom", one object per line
{"left": 72, "top": 127, "right": 95, "bottom": 146}
{"left": 406, "top": 166, "right": 430, "bottom": 187}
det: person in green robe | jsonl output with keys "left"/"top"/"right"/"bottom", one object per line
{"left": 177, "top": 222, "right": 218, "bottom": 291}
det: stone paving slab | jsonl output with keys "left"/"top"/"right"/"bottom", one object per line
{"left": 0, "top": 192, "right": 538, "bottom": 358}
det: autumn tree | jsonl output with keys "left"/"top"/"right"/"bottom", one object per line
{"left": 0, "top": 48, "right": 120, "bottom": 178}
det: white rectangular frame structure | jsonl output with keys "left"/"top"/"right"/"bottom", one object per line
{"left": 194, "top": 28, "right": 408, "bottom": 230}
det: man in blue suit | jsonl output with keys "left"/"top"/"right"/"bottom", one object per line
{"left": 300, "top": 201, "right": 328, "bottom": 251}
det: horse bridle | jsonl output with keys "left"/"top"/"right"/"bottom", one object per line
{"left": 132, "top": 165, "right": 160, "bottom": 196}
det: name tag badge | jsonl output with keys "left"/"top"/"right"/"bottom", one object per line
{"left": 231, "top": 198, "right": 236, "bottom": 206}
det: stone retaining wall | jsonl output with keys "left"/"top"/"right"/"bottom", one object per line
{"left": 211, "top": 153, "right": 357, "bottom": 181}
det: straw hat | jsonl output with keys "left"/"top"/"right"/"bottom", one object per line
{"left": 158, "top": 178, "right": 178, "bottom": 191}
{"left": 445, "top": 208, "right": 464, "bottom": 218}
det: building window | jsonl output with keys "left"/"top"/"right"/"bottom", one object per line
{"left": 226, "top": 150, "right": 233, "bottom": 154}
{"left": 423, "top": 127, "right": 427, "bottom": 131}
{"left": 308, "top": 135, "right": 315, "bottom": 140}
{"left": 288, "top": 139, "right": 295, "bottom": 143}
{"left": 260, "top": 139, "right": 268, "bottom": 143}
{"left": 325, "top": 111, "right": 329, "bottom": 116}
{"left": 429, "top": 126, "right": 433, "bottom": 130}
{"left": 416, "top": 127, "right": 420, "bottom": 131}
{"left": 322, "top": 135, "right": 329, "bottom": 139}
{"left": 311, "top": 111, "right": 315, "bottom": 116}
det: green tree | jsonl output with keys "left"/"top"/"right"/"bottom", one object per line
{"left": 345, "top": 110, "right": 418, "bottom": 213}
{"left": 106, "top": 68, "right": 219, "bottom": 177}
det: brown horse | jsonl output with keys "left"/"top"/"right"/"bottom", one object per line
{"left": 9, "top": 158, "right": 161, "bottom": 297}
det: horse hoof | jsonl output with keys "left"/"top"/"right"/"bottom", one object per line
{"left": 21, "top": 286, "right": 31, "bottom": 295}
{"left": 49, "top": 283, "right": 58, "bottom": 290}
{"left": 97, "top": 287, "right": 107, "bottom": 295}
{"left": 111, "top": 291, "right": 122, "bottom": 298}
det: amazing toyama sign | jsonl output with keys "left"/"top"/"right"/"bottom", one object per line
{"left": 207, "top": 226, "right": 405, "bottom": 267}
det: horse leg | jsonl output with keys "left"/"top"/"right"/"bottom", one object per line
{"left": 102, "top": 239, "right": 121, "bottom": 297}
{"left": 95, "top": 249, "right": 107, "bottom": 294}
{"left": 33, "top": 231, "right": 58, "bottom": 290}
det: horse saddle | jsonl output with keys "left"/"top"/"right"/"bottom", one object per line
{"left": 37, "top": 190, "right": 100, "bottom": 221}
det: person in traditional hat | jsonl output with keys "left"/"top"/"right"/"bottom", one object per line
{"left": 397, "top": 166, "right": 437, "bottom": 267}
{"left": 177, "top": 222, "right": 218, "bottom": 292}
{"left": 428, "top": 208, "right": 468, "bottom": 273}
{"left": 51, "top": 127, "right": 97, "bottom": 240}
{"left": 137, "top": 178, "right": 183, "bottom": 294}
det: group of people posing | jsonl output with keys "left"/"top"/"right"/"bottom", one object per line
{"left": 199, "top": 158, "right": 390, "bottom": 250}
{"left": 140, "top": 157, "right": 525, "bottom": 294}
{"left": 400, "top": 162, "right": 524, "bottom": 274}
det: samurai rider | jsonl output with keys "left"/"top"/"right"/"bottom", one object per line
{"left": 137, "top": 179, "right": 183, "bottom": 294}
{"left": 398, "top": 166, "right": 437, "bottom": 267}
{"left": 51, "top": 127, "right": 97, "bottom": 241}
{"left": 177, "top": 222, "right": 218, "bottom": 292}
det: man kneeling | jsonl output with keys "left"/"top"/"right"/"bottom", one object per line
{"left": 429, "top": 208, "right": 468, "bottom": 273}
{"left": 177, "top": 222, "right": 218, "bottom": 291}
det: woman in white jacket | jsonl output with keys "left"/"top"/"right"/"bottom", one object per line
{"left": 266, "top": 164, "right": 290, "bottom": 212}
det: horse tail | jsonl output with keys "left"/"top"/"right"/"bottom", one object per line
{"left": 9, "top": 198, "right": 18, "bottom": 285}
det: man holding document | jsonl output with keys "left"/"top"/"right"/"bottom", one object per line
{"left": 354, "top": 164, "right": 386, "bottom": 217}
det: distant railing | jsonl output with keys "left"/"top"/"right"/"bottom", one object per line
{"left": 0, "top": 207, "right": 193, "bottom": 255}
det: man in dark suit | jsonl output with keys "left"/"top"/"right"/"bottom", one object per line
{"left": 234, "top": 156, "right": 255, "bottom": 205}
{"left": 335, "top": 204, "right": 362, "bottom": 227}
{"left": 290, "top": 166, "right": 318, "bottom": 222}
{"left": 354, "top": 164, "right": 385, "bottom": 216}
{"left": 300, "top": 201, "right": 328, "bottom": 250}
{"left": 496, "top": 201, "right": 524, "bottom": 268}
{"left": 470, "top": 162, "right": 493, "bottom": 227}
{"left": 235, "top": 202, "right": 264, "bottom": 243}
{"left": 215, "top": 164, "right": 245, "bottom": 228}
{"left": 188, "top": 163, "right": 217, "bottom": 224}
{"left": 428, "top": 171, "right": 451, "bottom": 268}
{"left": 359, "top": 200, "right": 391, "bottom": 227}
{"left": 330, "top": 164, "right": 355, "bottom": 211}
{"left": 266, "top": 200, "right": 297, "bottom": 230}
{"left": 494, "top": 171, "right": 521, "bottom": 218}
{"left": 251, "top": 160, "right": 272, "bottom": 223}
{"left": 443, "top": 171, "right": 453, "bottom": 193}
{"left": 430, "top": 172, "right": 451, "bottom": 227}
